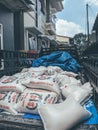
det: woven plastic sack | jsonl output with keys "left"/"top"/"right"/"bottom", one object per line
{"left": 46, "top": 66, "right": 63, "bottom": 75}
{"left": 61, "top": 71, "right": 78, "bottom": 77}
{"left": 0, "top": 92, "right": 19, "bottom": 114}
{"left": 55, "top": 74, "right": 71, "bottom": 88}
{"left": 61, "top": 85, "right": 93, "bottom": 105}
{"left": 22, "top": 75, "right": 60, "bottom": 94}
{"left": 0, "top": 76, "right": 25, "bottom": 93}
{"left": 27, "top": 66, "right": 47, "bottom": 76}
{"left": 38, "top": 96, "right": 92, "bottom": 130}
{"left": 81, "top": 82, "right": 93, "bottom": 94}
{"left": 14, "top": 88, "right": 58, "bottom": 114}
{"left": 70, "top": 77, "right": 81, "bottom": 86}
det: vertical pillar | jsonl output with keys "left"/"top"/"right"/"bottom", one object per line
{"left": 14, "top": 11, "right": 24, "bottom": 50}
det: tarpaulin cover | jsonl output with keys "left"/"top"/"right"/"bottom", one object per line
{"left": 84, "top": 100, "right": 98, "bottom": 124}
{"left": 22, "top": 113, "right": 41, "bottom": 120}
{"left": 32, "top": 51, "right": 81, "bottom": 73}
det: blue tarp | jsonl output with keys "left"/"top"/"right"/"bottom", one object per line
{"left": 22, "top": 113, "right": 41, "bottom": 120}
{"left": 84, "top": 100, "right": 98, "bottom": 124}
{"left": 32, "top": 51, "right": 81, "bottom": 73}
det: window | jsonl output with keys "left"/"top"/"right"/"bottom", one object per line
{"left": 28, "top": 35, "right": 37, "bottom": 50}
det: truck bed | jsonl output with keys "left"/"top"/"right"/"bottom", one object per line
{"left": 0, "top": 48, "right": 98, "bottom": 130}
{"left": 0, "top": 114, "right": 44, "bottom": 130}
{"left": 0, "top": 113, "right": 98, "bottom": 130}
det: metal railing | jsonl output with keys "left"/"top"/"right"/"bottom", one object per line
{"left": 39, "top": 46, "right": 79, "bottom": 60}
{"left": 0, "top": 50, "right": 39, "bottom": 77}
{"left": 82, "top": 54, "right": 98, "bottom": 93}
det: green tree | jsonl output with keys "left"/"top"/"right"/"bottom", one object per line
{"left": 73, "top": 33, "right": 86, "bottom": 46}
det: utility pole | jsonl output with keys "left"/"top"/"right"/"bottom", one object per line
{"left": 86, "top": 4, "right": 90, "bottom": 44}
{"left": 36, "top": 0, "right": 38, "bottom": 27}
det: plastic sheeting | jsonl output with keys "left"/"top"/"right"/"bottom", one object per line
{"left": 22, "top": 113, "right": 41, "bottom": 120}
{"left": 84, "top": 100, "right": 98, "bottom": 124}
{"left": 32, "top": 51, "right": 81, "bottom": 73}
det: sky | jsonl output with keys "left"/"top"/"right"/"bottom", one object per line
{"left": 56, "top": 0, "right": 98, "bottom": 37}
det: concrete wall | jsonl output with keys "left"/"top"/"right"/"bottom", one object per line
{"left": 37, "top": 0, "right": 46, "bottom": 33}
{"left": 24, "top": 11, "right": 36, "bottom": 28}
{"left": 0, "top": 4, "right": 14, "bottom": 50}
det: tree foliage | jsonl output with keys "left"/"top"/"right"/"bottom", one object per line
{"left": 73, "top": 33, "right": 86, "bottom": 46}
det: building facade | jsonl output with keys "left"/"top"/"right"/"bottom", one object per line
{"left": 0, "top": 0, "right": 64, "bottom": 52}
{"left": 56, "top": 35, "right": 73, "bottom": 46}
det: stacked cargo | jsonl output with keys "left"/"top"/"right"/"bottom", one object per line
{"left": 0, "top": 65, "right": 95, "bottom": 130}
{"left": 0, "top": 51, "right": 98, "bottom": 130}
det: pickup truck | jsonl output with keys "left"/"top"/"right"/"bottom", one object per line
{"left": 0, "top": 45, "right": 98, "bottom": 130}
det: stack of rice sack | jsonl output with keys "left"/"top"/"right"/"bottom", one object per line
{"left": 0, "top": 75, "right": 26, "bottom": 114}
{"left": 0, "top": 66, "right": 93, "bottom": 130}
{"left": 37, "top": 68, "right": 93, "bottom": 130}
{"left": 0, "top": 66, "right": 62, "bottom": 115}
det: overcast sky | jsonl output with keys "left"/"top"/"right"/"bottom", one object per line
{"left": 56, "top": 0, "right": 98, "bottom": 37}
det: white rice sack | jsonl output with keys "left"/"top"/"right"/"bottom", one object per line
{"left": 61, "top": 85, "right": 93, "bottom": 105}
{"left": 27, "top": 66, "right": 47, "bottom": 76}
{"left": 0, "top": 92, "right": 19, "bottom": 114}
{"left": 22, "top": 75, "right": 60, "bottom": 94}
{"left": 14, "top": 88, "right": 58, "bottom": 114}
{"left": 81, "top": 82, "right": 93, "bottom": 94}
{"left": 70, "top": 77, "right": 81, "bottom": 86}
{"left": 13, "top": 73, "right": 22, "bottom": 78}
{"left": 46, "top": 66, "right": 63, "bottom": 75}
{"left": 61, "top": 71, "right": 78, "bottom": 77}
{"left": 20, "top": 66, "right": 47, "bottom": 79}
{"left": 21, "top": 68, "right": 29, "bottom": 73}
{"left": 0, "top": 76, "right": 26, "bottom": 93}
{"left": 38, "top": 96, "right": 92, "bottom": 130}
{"left": 45, "top": 67, "right": 56, "bottom": 75}
{"left": 55, "top": 74, "right": 71, "bottom": 88}
{"left": 61, "top": 85, "right": 79, "bottom": 97}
